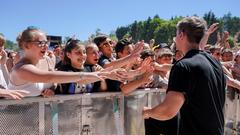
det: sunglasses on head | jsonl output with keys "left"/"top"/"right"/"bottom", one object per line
{"left": 66, "top": 38, "right": 80, "bottom": 46}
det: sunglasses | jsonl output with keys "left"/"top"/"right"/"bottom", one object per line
{"left": 99, "top": 41, "right": 112, "bottom": 49}
{"left": 28, "top": 40, "right": 49, "bottom": 47}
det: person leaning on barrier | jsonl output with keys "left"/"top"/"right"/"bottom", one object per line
{"left": 0, "top": 88, "right": 29, "bottom": 100}
{"left": 143, "top": 16, "right": 226, "bottom": 135}
{"left": 8, "top": 27, "right": 128, "bottom": 97}
{"left": 93, "top": 35, "right": 144, "bottom": 69}
{"left": 55, "top": 39, "right": 120, "bottom": 94}
{"left": 93, "top": 36, "right": 145, "bottom": 92}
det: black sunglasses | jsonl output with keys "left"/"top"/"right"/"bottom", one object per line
{"left": 27, "top": 40, "right": 49, "bottom": 47}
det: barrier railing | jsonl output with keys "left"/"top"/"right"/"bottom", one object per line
{"left": 224, "top": 88, "right": 240, "bottom": 135}
{"left": 0, "top": 92, "right": 125, "bottom": 135}
{"left": 0, "top": 88, "right": 238, "bottom": 135}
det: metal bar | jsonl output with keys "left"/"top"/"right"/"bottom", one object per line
{"left": 39, "top": 102, "right": 45, "bottom": 135}
{"left": 51, "top": 102, "right": 59, "bottom": 135}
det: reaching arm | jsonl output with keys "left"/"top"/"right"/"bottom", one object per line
{"left": 143, "top": 91, "right": 185, "bottom": 120}
{"left": 102, "top": 41, "right": 144, "bottom": 69}
{"left": 121, "top": 72, "right": 153, "bottom": 95}
{"left": 0, "top": 89, "right": 29, "bottom": 100}
{"left": 199, "top": 23, "right": 219, "bottom": 50}
{"left": 0, "top": 50, "right": 9, "bottom": 84}
{"left": 226, "top": 75, "right": 240, "bottom": 90}
{"left": 12, "top": 64, "right": 103, "bottom": 84}
{"left": 154, "top": 62, "right": 172, "bottom": 72}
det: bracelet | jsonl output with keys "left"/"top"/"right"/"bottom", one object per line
{"left": 79, "top": 72, "right": 84, "bottom": 80}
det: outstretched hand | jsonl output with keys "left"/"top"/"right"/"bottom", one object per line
{"left": 139, "top": 57, "right": 154, "bottom": 73}
{"left": 132, "top": 41, "right": 144, "bottom": 55}
{"left": 0, "top": 89, "right": 29, "bottom": 100}
{"left": 100, "top": 67, "right": 129, "bottom": 82}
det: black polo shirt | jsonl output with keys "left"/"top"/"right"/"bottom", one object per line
{"left": 167, "top": 49, "right": 226, "bottom": 135}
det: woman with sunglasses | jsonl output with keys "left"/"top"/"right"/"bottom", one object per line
{"left": 8, "top": 27, "right": 126, "bottom": 97}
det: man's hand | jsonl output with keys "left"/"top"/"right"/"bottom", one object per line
{"left": 143, "top": 107, "right": 152, "bottom": 119}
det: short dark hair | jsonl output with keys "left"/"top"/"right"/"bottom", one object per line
{"left": 63, "top": 38, "right": 85, "bottom": 65}
{"left": 140, "top": 49, "right": 155, "bottom": 60}
{"left": 115, "top": 39, "right": 132, "bottom": 54}
{"left": 93, "top": 35, "right": 108, "bottom": 46}
{"left": 177, "top": 16, "right": 207, "bottom": 44}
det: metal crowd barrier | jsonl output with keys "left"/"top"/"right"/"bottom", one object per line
{"left": 0, "top": 88, "right": 237, "bottom": 135}
{"left": 0, "top": 88, "right": 165, "bottom": 135}
{"left": 224, "top": 88, "right": 240, "bottom": 135}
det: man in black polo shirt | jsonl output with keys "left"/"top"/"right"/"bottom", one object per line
{"left": 143, "top": 16, "right": 226, "bottom": 135}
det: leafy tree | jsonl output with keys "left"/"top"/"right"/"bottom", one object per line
{"left": 5, "top": 40, "right": 18, "bottom": 51}
{"left": 130, "top": 20, "right": 140, "bottom": 42}
{"left": 141, "top": 17, "right": 152, "bottom": 42}
{"left": 115, "top": 26, "right": 130, "bottom": 40}
{"left": 203, "top": 11, "right": 219, "bottom": 45}
{"left": 222, "top": 13, "right": 240, "bottom": 35}
{"left": 109, "top": 31, "right": 118, "bottom": 41}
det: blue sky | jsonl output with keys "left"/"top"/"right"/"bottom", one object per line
{"left": 1, "top": 0, "right": 239, "bottom": 42}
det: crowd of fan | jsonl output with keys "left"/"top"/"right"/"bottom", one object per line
{"left": 1, "top": 16, "right": 240, "bottom": 135}
{"left": 0, "top": 21, "right": 239, "bottom": 100}
{"left": 0, "top": 23, "right": 240, "bottom": 99}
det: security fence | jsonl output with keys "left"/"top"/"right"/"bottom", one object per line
{"left": 0, "top": 88, "right": 238, "bottom": 135}
{"left": 225, "top": 88, "right": 240, "bottom": 135}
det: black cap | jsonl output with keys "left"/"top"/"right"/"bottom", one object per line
{"left": 93, "top": 35, "right": 108, "bottom": 46}
{"left": 115, "top": 39, "right": 132, "bottom": 53}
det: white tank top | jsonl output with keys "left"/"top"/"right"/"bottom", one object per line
{"left": 8, "top": 81, "right": 53, "bottom": 97}
{"left": 0, "top": 67, "right": 7, "bottom": 89}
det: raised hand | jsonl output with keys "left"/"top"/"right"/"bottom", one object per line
{"left": 141, "top": 70, "right": 154, "bottom": 87}
{"left": 139, "top": 57, "right": 154, "bottom": 73}
{"left": 206, "top": 23, "right": 219, "bottom": 35}
{"left": 0, "top": 50, "right": 8, "bottom": 65}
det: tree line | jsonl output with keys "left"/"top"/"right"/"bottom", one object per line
{"left": 2, "top": 11, "right": 240, "bottom": 51}
{"left": 115, "top": 11, "right": 240, "bottom": 46}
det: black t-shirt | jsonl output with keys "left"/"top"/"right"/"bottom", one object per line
{"left": 98, "top": 54, "right": 121, "bottom": 92}
{"left": 167, "top": 49, "right": 226, "bottom": 135}
{"left": 84, "top": 64, "right": 103, "bottom": 93}
{"left": 55, "top": 64, "right": 87, "bottom": 94}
